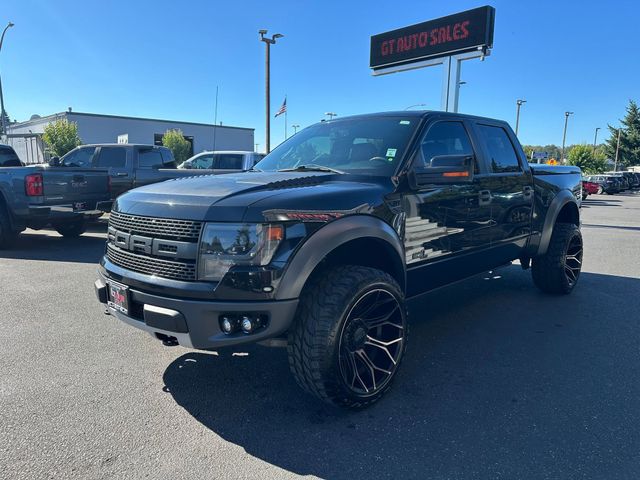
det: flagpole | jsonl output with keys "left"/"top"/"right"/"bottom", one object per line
{"left": 285, "top": 109, "right": 287, "bottom": 140}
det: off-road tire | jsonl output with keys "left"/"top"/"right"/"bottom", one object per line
{"left": 0, "top": 202, "right": 18, "bottom": 249}
{"left": 55, "top": 220, "right": 87, "bottom": 238}
{"left": 287, "top": 265, "right": 407, "bottom": 409}
{"left": 532, "top": 223, "right": 583, "bottom": 294}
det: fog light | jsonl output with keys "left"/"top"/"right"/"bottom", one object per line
{"left": 241, "top": 316, "right": 254, "bottom": 333}
{"left": 220, "top": 316, "right": 237, "bottom": 334}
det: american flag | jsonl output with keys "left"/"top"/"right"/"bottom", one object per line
{"left": 274, "top": 97, "right": 287, "bottom": 117}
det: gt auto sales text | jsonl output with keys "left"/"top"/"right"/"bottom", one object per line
{"left": 380, "top": 21, "right": 470, "bottom": 56}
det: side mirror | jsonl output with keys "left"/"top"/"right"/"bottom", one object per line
{"left": 408, "top": 154, "right": 474, "bottom": 188}
{"left": 48, "top": 156, "right": 60, "bottom": 167}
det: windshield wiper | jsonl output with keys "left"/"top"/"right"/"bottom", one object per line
{"left": 278, "top": 164, "right": 345, "bottom": 174}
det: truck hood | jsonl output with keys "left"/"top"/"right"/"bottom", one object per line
{"left": 112, "top": 171, "right": 392, "bottom": 222}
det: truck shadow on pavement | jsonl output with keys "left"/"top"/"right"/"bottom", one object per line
{"left": 0, "top": 227, "right": 107, "bottom": 264}
{"left": 162, "top": 267, "right": 640, "bottom": 479}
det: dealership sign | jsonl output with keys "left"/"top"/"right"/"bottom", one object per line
{"left": 370, "top": 6, "right": 495, "bottom": 71}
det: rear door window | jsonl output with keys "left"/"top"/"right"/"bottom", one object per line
{"left": 477, "top": 125, "right": 521, "bottom": 173}
{"left": 96, "top": 147, "right": 127, "bottom": 168}
{"left": 215, "top": 154, "right": 244, "bottom": 169}
{"left": 138, "top": 149, "right": 164, "bottom": 168}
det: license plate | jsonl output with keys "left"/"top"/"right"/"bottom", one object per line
{"left": 107, "top": 281, "right": 129, "bottom": 315}
{"left": 73, "top": 201, "right": 88, "bottom": 212}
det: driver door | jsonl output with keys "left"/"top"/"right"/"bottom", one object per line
{"left": 402, "top": 119, "right": 495, "bottom": 297}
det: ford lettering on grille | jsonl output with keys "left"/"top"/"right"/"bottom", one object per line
{"left": 106, "top": 212, "right": 201, "bottom": 281}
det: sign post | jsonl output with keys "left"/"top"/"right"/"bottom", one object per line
{"left": 370, "top": 6, "right": 495, "bottom": 113}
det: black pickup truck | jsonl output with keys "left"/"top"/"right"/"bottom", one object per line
{"left": 95, "top": 111, "right": 583, "bottom": 408}
{"left": 0, "top": 145, "right": 111, "bottom": 248}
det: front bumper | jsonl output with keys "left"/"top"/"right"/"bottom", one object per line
{"left": 95, "top": 270, "right": 299, "bottom": 349}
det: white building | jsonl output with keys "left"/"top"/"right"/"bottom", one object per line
{"left": 5, "top": 110, "right": 255, "bottom": 164}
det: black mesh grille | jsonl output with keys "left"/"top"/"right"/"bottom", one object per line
{"left": 109, "top": 211, "right": 202, "bottom": 241}
{"left": 106, "top": 244, "right": 196, "bottom": 281}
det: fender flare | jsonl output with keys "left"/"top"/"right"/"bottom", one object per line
{"left": 275, "top": 215, "right": 405, "bottom": 300}
{"left": 537, "top": 190, "right": 579, "bottom": 256}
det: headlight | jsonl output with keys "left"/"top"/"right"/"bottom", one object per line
{"left": 198, "top": 223, "right": 284, "bottom": 281}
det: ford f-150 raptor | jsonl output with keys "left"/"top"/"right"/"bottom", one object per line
{"left": 95, "top": 111, "right": 583, "bottom": 408}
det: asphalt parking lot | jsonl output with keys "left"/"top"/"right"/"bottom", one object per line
{"left": 1, "top": 193, "right": 639, "bottom": 480}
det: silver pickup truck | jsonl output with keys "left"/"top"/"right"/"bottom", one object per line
{"left": 0, "top": 144, "right": 111, "bottom": 248}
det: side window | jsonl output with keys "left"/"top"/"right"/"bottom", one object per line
{"left": 191, "top": 154, "right": 214, "bottom": 169}
{"left": 419, "top": 121, "right": 474, "bottom": 167}
{"left": 138, "top": 149, "right": 164, "bottom": 168}
{"left": 96, "top": 147, "right": 127, "bottom": 168}
{"left": 215, "top": 154, "right": 244, "bottom": 170}
{"left": 478, "top": 125, "right": 521, "bottom": 173}
{"left": 62, "top": 147, "right": 96, "bottom": 167}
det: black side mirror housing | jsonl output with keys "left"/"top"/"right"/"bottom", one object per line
{"left": 48, "top": 156, "right": 60, "bottom": 167}
{"left": 408, "top": 154, "right": 474, "bottom": 188}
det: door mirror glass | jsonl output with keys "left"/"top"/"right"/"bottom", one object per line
{"left": 48, "top": 156, "right": 60, "bottom": 166}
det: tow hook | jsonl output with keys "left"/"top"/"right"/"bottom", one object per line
{"left": 156, "top": 333, "right": 179, "bottom": 346}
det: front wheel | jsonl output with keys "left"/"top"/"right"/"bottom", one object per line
{"left": 531, "top": 223, "right": 583, "bottom": 294}
{"left": 288, "top": 265, "right": 407, "bottom": 409}
{"left": 54, "top": 220, "right": 87, "bottom": 238}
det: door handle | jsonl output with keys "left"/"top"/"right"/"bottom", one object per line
{"left": 113, "top": 172, "right": 129, "bottom": 177}
{"left": 478, "top": 190, "right": 492, "bottom": 205}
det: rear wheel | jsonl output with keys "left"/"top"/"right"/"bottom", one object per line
{"left": 0, "top": 203, "right": 18, "bottom": 249}
{"left": 54, "top": 220, "right": 87, "bottom": 238}
{"left": 288, "top": 265, "right": 407, "bottom": 409}
{"left": 532, "top": 223, "right": 583, "bottom": 294}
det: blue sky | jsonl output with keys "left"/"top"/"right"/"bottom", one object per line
{"left": 2, "top": 0, "right": 639, "bottom": 150}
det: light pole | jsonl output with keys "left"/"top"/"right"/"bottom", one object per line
{"left": 515, "top": 99, "right": 526, "bottom": 136}
{"left": 325, "top": 112, "right": 337, "bottom": 121}
{"left": 0, "top": 21, "right": 15, "bottom": 136}
{"left": 292, "top": 124, "right": 300, "bottom": 134}
{"left": 259, "top": 30, "right": 283, "bottom": 153}
{"left": 614, "top": 128, "right": 622, "bottom": 172}
{"left": 561, "top": 111, "right": 574, "bottom": 163}
{"left": 404, "top": 103, "right": 427, "bottom": 110}
{"left": 593, "top": 127, "right": 600, "bottom": 155}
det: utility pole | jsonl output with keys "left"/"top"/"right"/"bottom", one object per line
{"left": 561, "top": 111, "right": 574, "bottom": 163}
{"left": 614, "top": 129, "right": 621, "bottom": 172}
{"left": 593, "top": 127, "right": 600, "bottom": 155}
{"left": 515, "top": 99, "right": 526, "bottom": 136}
{"left": 259, "top": 30, "right": 283, "bottom": 153}
{"left": 0, "top": 22, "right": 15, "bottom": 136}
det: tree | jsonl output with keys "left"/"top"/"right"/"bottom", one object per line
{"left": 162, "top": 129, "right": 191, "bottom": 163}
{"left": 604, "top": 100, "right": 640, "bottom": 168}
{"left": 42, "top": 119, "right": 82, "bottom": 157}
{"left": 567, "top": 144, "right": 607, "bottom": 174}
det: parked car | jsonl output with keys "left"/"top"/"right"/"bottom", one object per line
{"left": 53, "top": 144, "right": 253, "bottom": 200}
{"left": 95, "top": 111, "right": 583, "bottom": 408}
{"left": 0, "top": 153, "right": 111, "bottom": 247}
{"left": 585, "top": 175, "right": 619, "bottom": 194}
{"left": 582, "top": 179, "right": 600, "bottom": 198}
{"left": 178, "top": 151, "right": 265, "bottom": 171}
{"left": 0, "top": 144, "right": 24, "bottom": 167}
{"left": 605, "top": 172, "right": 630, "bottom": 191}
{"left": 619, "top": 171, "right": 640, "bottom": 189}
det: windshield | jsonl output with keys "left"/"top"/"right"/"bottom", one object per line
{"left": 255, "top": 116, "right": 419, "bottom": 175}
